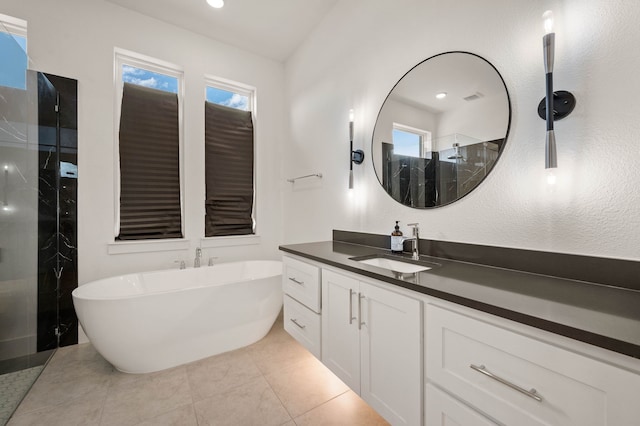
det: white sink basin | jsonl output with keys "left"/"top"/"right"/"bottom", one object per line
{"left": 357, "top": 257, "right": 431, "bottom": 274}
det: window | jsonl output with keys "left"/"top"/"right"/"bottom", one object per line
{"left": 114, "top": 49, "right": 184, "bottom": 240}
{"left": 204, "top": 76, "right": 256, "bottom": 237}
{"left": 392, "top": 123, "right": 432, "bottom": 158}
{"left": 0, "top": 14, "right": 27, "bottom": 90}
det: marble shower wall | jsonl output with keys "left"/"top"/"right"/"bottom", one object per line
{"left": 36, "top": 72, "right": 78, "bottom": 351}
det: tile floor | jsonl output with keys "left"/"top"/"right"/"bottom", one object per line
{"left": 7, "top": 314, "right": 389, "bottom": 426}
{"left": 0, "top": 367, "right": 44, "bottom": 425}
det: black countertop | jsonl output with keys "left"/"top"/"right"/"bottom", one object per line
{"left": 279, "top": 241, "right": 640, "bottom": 360}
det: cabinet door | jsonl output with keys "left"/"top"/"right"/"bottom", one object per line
{"left": 360, "top": 281, "right": 422, "bottom": 426}
{"left": 321, "top": 269, "right": 360, "bottom": 392}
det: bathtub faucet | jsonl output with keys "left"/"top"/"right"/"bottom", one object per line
{"left": 194, "top": 248, "right": 202, "bottom": 268}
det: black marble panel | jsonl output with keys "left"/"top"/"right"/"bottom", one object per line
{"left": 36, "top": 73, "right": 78, "bottom": 351}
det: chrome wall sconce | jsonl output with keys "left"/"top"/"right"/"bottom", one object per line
{"left": 538, "top": 10, "right": 576, "bottom": 175}
{"left": 349, "top": 109, "right": 364, "bottom": 189}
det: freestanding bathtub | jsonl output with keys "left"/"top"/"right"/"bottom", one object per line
{"left": 72, "top": 260, "right": 283, "bottom": 373}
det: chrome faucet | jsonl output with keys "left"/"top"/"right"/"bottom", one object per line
{"left": 407, "top": 223, "right": 420, "bottom": 260}
{"left": 194, "top": 247, "right": 202, "bottom": 268}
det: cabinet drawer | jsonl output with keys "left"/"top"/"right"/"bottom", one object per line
{"left": 425, "top": 384, "right": 497, "bottom": 426}
{"left": 426, "top": 304, "right": 640, "bottom": 426}
{"left": 282, "top": 256, "right": 321, "bottom": 313}
{"left": 284, "top": 295, "right": 321, "bottom": 358}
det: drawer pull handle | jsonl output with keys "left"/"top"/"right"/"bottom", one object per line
{"left": 289, "top": 277, "right": 304, "bottom": 285}
{"left": 290, "top": 318, "right": 306, "bottom": 329}
{"left": 349, "top": 289, "right": 355, "bottom": 324}
{"left": 358, "top": 293, "right": 365, "bottom": 330}
{"left": 470, "top": 364, "right": 543, "bottom": 402}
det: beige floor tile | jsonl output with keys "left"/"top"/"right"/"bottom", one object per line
{"left": 186, "top": 348, "right": 262, "bottom": 402}
{"left": 8, "top": 387, "right": 106, "bottom": 426}
{"left": 294, "top": 391, "right": 390, "bottom": 426}
{"left": 247, "top": 332, "right": 315, "bottom": 375}
{"left": 14, "top": 313, "right": 389, "bottom": 426}
{"left": 47, "top": 343, "right": 109, "bottom": 368}
{"left": 265, "top": 356, "right": 349, "bottom": 418}
{"left": 193, "top": 376, "right": 291, "bottom": 426}
{"left": 100, "top": 366, "right": 192, "bottom": 426}
{"left": 14, "top": 350, "right": 111, "bottom": 415}
{"left": 134, "top": 403, "right": 197, "bottom": 426}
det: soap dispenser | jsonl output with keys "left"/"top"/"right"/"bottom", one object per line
{"left": 391, "top": 221, "right": 404, "bottom": 253}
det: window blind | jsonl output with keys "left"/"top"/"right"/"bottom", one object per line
{"left": 205, "top": 102, "right": 254, "bottom": 237}
{"left": 117, "top": 83, "right": 182, "bottom": 240}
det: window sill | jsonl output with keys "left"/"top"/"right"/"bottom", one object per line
{"left": 107, "top": 239, "right": 191, "bottom": 254}
{"left": 200, "top": 234, "right": 261, "bottom": 248}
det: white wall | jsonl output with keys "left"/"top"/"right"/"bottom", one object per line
{"left": 284, "top": 0, "right": 640, "bottom": 261}
{"left": 1, "top": 0, "right": 286, "bottom": 288}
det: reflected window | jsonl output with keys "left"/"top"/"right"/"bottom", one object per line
{"left": 392, "top": 123, "right": 431, "bottom": 158}
{"left": 0, "top": 14, "right": 27, "bottom": 89}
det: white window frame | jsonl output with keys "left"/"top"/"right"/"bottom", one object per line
{"left": 0, "top": 13, "right": 27, "bottom": 40}
{"left": 110, "top": 48, "right": 186, "bottom": 253}
{"left": 393, "top": 122, "right": 432, "bottom": 158}
{"left": 201, "top": 74, "right": 259, "bottom": 247}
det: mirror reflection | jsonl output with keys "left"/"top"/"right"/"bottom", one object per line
{"left": 372, "top": 52, "right": 511, "bottom": 208}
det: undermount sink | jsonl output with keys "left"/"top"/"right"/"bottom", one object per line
{"left": 354, "top": 256, "right": 432, "bottom": 274}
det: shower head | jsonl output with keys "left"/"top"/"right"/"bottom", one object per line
{"left": 447, "top": 143, "right": 466, "bottom": 161}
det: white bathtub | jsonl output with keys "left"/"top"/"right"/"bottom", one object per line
{"left": 72, "top": 260, "right": 283, "bottom": 373}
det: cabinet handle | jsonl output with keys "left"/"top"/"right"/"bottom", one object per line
{"left": 470, "top": 364, "right": 543, "bottom": 402}
{"left": 349, "top": 288, "right": 356, "bottom": 324}
{"left": 289, "top": 277, "right": 304, "bottom": 285}
{"left": 358, "top": 293, "right": 365, "bottom": 330}
{"left": 290, "top": 318, "right": 306, "bottom": 329}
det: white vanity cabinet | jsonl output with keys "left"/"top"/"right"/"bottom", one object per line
{"left": 425, "top": 302, "right": 640, "bottom": 426}
{"left": 282, "top": 256, "right": 322, "bottom": 358}
{"left": 282, "top": 251, "right": 640, "bottom": 426}
{"left": 321, "top": 269, "right": 422, "bottom": 426}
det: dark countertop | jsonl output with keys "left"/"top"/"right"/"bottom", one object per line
{"left": 279, "top": 241, "right": 640, "bottom": 360}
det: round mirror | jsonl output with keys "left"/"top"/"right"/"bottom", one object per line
{"left": 372, "top": 52, "right": 511, "bottom": 208}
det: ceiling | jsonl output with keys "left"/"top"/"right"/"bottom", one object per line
{"left": 390, "top": 53, "right": 507, "bottom": 115}
{"left": 105, "top": 0, "right": 340, "bottom": 62}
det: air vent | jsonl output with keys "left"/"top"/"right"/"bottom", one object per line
{"left": 463, "top": 92, "right": 484, "bottom": 101}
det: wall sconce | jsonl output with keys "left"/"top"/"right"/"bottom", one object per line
{"left": 538, "top": 10, "right": 576, "bottom": 179}
{"left": 349, "top": 109, "right": 364, "bottom": 189}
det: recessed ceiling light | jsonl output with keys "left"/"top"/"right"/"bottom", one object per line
{"left": 435, "top": 92, "right": 447, "bottom": 100}
{"left": 207, "top": 0, "right": 224, "bottom": 8}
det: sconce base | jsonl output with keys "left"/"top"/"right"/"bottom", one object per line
{"left": 537, "top": 90, "right": 576, "bottom": 120}
{"left": 351, "top": 149, "right": 365, "bottom": 165}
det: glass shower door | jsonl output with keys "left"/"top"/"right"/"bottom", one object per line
{"left": 0, "top": 20, "right": 47, "bottom": 424}
{"left": 0, "top": 18, "right": 78, "bottom": 424}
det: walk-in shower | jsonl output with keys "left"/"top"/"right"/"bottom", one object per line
{"left": 0, "top": 16, "right": 78, "bottom": 424}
